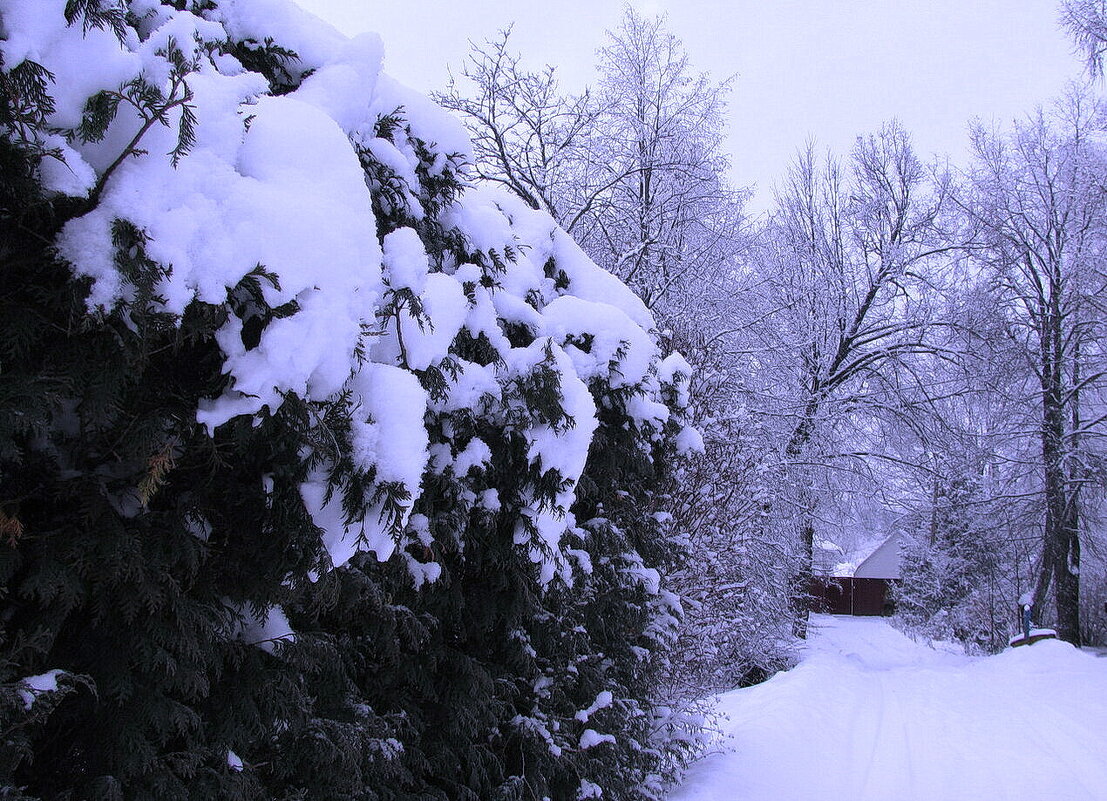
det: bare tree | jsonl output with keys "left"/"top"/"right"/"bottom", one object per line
{"left": 573, "top": 7, "right": 742, "bottom": 314}
{"left": 1060, "top": 0, "right": 1107, "bottom": 76}
{"left": 436, "top": 27, "right": 595, "bottom": 219}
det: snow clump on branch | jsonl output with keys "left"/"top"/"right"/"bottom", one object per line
{"left": 8, "top": 0, "right": 692, "bottom": 587}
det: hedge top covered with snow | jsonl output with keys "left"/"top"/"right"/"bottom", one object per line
{"left": 1, "top": 0, "right": 695, "bottom": 583}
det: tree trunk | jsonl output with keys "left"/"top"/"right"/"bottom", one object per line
{"left": 791, "top": 518, "right": 815, "bottom": 639}
{"left": 1031, "top": 395, "right": 1064, "bottom": 624}
{"left": 1031, "top": 297, "right": 1080, "bottom": 644}
{"left": 1055, "top": 346, "right": 1084, "bottom": 645}
{"left": 1054, "top": 512, "right": 1081, "bottom": 645}
{"left": 785, "top": 398, "right": 820, "bottom": 640}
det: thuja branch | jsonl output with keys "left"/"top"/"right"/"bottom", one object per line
{"left": 81, "top": 73, "right": 194, "bottom": 214}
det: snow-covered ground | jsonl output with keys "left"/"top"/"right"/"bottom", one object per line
{"left": 670, "top": 614, "right": 1107, "bottom": 801}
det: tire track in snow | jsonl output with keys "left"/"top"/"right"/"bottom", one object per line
{"left": 851, "top": 667, "right": 885, "bottom": 799}
{"left": 668, "top": 616, "right": 1107, "bottom": 801}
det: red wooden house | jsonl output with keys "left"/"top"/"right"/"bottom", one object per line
{"left": 811, "top": 534, "right": 901, "bottom": 616}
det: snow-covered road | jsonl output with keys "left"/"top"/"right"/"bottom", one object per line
{"left": 669, "top": 614, "right": 1107, "bottom": 801}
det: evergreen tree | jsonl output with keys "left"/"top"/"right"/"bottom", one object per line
{"left": 0, "top": 2, "right": 697, "bottom": 799}
{"left": 896, "top": 460, "right": 1012, "bottom": 652}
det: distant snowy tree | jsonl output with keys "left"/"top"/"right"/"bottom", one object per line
{"left": 435, "top": 26, "right": 596, "bottom": 220}
{"left": 744, "top": 124, "right": 953, "bottom": 637}
{"left": 576, "top": 7, "right": 743, "bottom": 319}
{"left": 1060, "top": 0, "right": 1107, "bottom": 76}
{"left": 440, "top": 10, "right": 746, "bottom": 324}
{"left": 895, "top": 436, "right": 1017, "bottom": 652}
{"left": 955, "top": 92, "right": 1107, "bottom": 644}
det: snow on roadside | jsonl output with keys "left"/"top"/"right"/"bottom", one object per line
{"left": 669, "top": 614, "right": 1107, "bottom": 801}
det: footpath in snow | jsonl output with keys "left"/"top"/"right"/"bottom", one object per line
{"left": 670, "top": 614, "right": 1107, "bottom": 801}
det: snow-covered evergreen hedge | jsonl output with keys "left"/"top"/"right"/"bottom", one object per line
{"left": 0, "top": 1, "right": 702, "bottom": 798}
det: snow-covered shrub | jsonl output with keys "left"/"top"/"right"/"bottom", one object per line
{"left": 894, "top": 467, "right": 1018, "bottom": 653}
{"left": 664, "top": 412, "right": 799, "bottom": 694}
{"left": 0, "top": 1, "right": 697, "bottom": 798}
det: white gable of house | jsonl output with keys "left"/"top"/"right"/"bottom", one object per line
{"left": 853, "top": 533, "right": 901, "bottom": 579}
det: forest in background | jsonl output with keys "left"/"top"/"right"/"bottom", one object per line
{"left": 439, "top": 1, "right": 1107, "bottom": 684}
{"left": 0, "top": 1, "right": 1105, "bottom": 799}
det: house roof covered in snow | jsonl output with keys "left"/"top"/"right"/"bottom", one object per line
{"left": 853, "top": 533, "right": 902, "bottom": 580}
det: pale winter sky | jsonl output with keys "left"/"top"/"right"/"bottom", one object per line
{"left": 296, "top": 0, "right": 1087, "bottom": 209}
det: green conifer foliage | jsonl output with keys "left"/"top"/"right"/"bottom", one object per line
{"left": 1, "top": 3, "right": 699, "bottom": 799}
